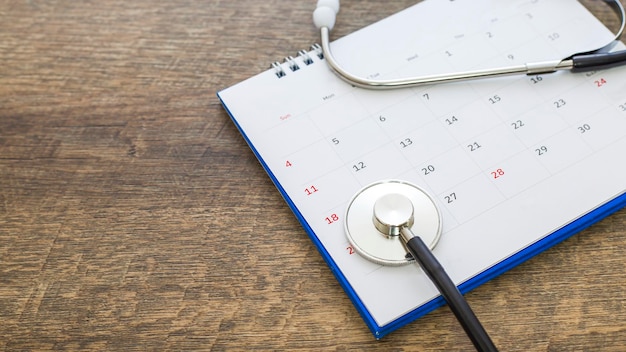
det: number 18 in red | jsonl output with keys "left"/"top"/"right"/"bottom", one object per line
{"left": 325, "top": 213, "right": 339, "bottom": 224}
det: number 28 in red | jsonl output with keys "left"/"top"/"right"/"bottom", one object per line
{"left": 491, "top": 168, "right": 504, "bottom": 179}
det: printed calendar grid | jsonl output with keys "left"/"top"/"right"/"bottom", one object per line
{"left": 218, "top": 0, "right": 626, "bottom": 337}
{"left": 275, "top": 64, "right": 625, "bottom": 230}
{"left": 256, "top": 9, "right": 626, "bottom": 326}
{"left": 266, "top": 63, "right": 626, "bottom": 326}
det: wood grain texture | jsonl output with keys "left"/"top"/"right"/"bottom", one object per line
{"left": 1, "top": 1, "right": 625, "bottom": 350}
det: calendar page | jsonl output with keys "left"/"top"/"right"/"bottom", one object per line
{"left": 218, "top": 0, "right": 626, "bottom": 338}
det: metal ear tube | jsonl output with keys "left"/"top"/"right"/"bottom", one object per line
{"left": 314, "top": 0, "right": 626, "bottom": 89}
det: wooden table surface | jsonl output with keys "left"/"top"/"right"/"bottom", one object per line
{"left": 1, "top": 1, "right": 625, "bottom": 350}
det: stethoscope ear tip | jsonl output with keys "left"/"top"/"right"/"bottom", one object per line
{"left": 313, "top": 0, "right": 340, "bottom": 30}
{"left": 316, "top": 0, "right": 340, "bottom": 14}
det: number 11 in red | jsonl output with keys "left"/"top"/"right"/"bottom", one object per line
{"left": 304, "top": 185, "right": 319, "bottom": 195}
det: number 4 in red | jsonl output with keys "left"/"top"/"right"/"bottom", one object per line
{"left": 285, "top": 160, "right": 292, "bottom": 167}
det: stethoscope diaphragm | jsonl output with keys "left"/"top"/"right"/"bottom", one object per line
{"left": 344, "top": 180, "right": 442, "bottom": 266}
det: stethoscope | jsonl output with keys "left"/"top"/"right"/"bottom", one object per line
{"left": 312, "top": 1, "right": 626, "bottom": 351}
{"left": 313, "top": 0, "right": 626, "bottom": 89}
{"left": 345, "top": 180, "right": 498, "bottom": 351}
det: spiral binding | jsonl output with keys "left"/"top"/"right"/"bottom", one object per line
{"left": 270, "top": 44, "right": 324, "bottom": 78}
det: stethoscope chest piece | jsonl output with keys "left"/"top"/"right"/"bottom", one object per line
{"left": 345, "top": 180, "right": 442, "bottom": 266}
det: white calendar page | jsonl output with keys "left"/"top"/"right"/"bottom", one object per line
{"left": 218, "top": 0, "right": 626, "bottom": 338}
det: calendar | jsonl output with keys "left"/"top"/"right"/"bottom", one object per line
{"left": 218, "top": 0, "right": 626, "bottom": 338}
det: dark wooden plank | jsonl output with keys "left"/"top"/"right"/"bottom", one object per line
{"left": 1, "top": 1, "right": 625, "bottom": 350}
